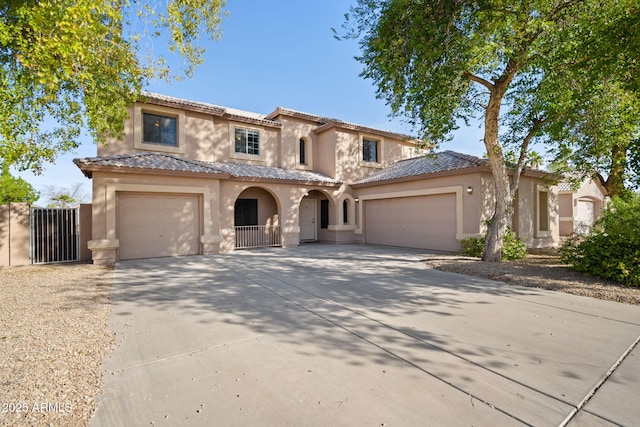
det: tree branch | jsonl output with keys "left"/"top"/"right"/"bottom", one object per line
{"left": 510, "top": 116, "right": 547, "bottom": 197}
{"left": 465, "top": 72, "right": 493, "bottom": 90}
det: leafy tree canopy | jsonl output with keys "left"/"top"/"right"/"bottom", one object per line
{"left": 0, "top": 166, "right": 39, "bottom": 204}
{"left": 0, "top": 0, "right": 226, "bottom": 173}
{"left": 341, "top": 0, "right": 640, "bottom": 260}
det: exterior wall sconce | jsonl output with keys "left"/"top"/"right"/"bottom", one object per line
{"left": 354, "top": 198, "right": 359, "bottom": 203}
{"left": 466, "top": 186, "right": 473, "bottom": 195}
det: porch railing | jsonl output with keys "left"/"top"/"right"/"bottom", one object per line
{"left": 235, "top": 225, "right": 281, "bottom": 249}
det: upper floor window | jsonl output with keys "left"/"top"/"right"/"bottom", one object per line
{"left": 143, "top": 113, "right": 177, "bottom": 146}
{"left": 363, "top": 138, "right": 379, "bottom": 163}
{"left": 299, "top": 138, "right": 307, "bottom": 165}
{"left": 235, "top": 127, "right": 260, "bottom": 155}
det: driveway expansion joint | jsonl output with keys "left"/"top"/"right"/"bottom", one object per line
{"left": 559, "top": 333, "right": 640, "bottom": 427}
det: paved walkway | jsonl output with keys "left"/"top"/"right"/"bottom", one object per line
{"left": 91, "top": 244, "right": 640, "bottom": 426}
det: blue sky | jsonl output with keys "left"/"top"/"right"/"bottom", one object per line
{"left": 16, "top": 1, "right": 484, "bottom": 203}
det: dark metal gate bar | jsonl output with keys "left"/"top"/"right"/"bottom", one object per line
{"left": 30, "top": 208, "right": 80, "bottom": 264}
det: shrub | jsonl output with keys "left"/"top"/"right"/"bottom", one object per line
{"left": 461, "top": 236, "right": 485, "bottom": 258}
{"left": 460, "top": 227, "right": 527, "bottom": 260}
{"left": 560, "top": 194, "right": 640, "bottom": 287}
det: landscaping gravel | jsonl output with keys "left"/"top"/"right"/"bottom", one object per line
{"left": 1, "top": 252, "right": 637, "bottom": 427}
{"left": 424, "top": 254, "right": 640, "bottom": 305}
{"left": 0, "top": 264, "right": 113, "bottom": 427}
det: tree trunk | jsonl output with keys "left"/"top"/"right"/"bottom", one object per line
{"left": 604, "top": 142, "right": 627, "bottom": 197}
{"left": 482, "top": 85, "right": 513, "bottom": 263}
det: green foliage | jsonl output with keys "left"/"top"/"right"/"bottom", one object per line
{"left": 0, "top": 168, "right": 39, "bottom": 204}
{"left": 461, "top": 228, "right": 527, "bottom": 261}
{"left": 0, "top": 0, "right": 226, "bottom": 173}
{"left": 460, "top": 236, "right": 485, "bottom": 258}
{"left": 560, "top": 195, "right": 640, "bottom": 287}
{"left": 341, "top": 0, "right": 640, "bottom": 260}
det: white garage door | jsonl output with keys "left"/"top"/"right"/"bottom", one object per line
{"left": 118, "top": 193, "right": 200, "bottom": 260}
{"left": 364, "top": 194, "right": 458, "bottom": 251}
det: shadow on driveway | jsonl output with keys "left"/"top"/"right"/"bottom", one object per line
{"left": 91, "top": 244, "right": 640, "bottom": 426}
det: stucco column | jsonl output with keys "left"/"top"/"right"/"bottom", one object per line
{"left": 280, "top": 189, "right": 304, "bottom": 248}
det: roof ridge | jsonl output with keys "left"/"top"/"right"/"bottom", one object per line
{"left": 442, "top": 150, "right": 486, "bottom": 165}
{"left": 141, "top": 92, "right": 280, "bottom": 126}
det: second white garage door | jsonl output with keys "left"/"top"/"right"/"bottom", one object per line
{"left": 364, "top": 194, "right": 458, "bottom": 251}
{"left": 117, "top": 193, "right": 200, "bottom": 260}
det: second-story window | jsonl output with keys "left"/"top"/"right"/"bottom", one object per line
{"left": 300, "top": 138, "right": 307, "bottom": 165}
{"left": 143, "top": 113, "right": 177, "bottom": 146}
{"left": 235, "top": 127, "right": 260, "bottom": 155}
{"left": 363, "top": 138, "right": 379, "bottom": 163}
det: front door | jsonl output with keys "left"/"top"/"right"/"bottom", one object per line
{"left": 299, "top": 199, "right": 317, "bottom": 241}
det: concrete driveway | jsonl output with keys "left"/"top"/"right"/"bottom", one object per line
{"left": 91, "top": 244, "right": 640, "bottom": 426}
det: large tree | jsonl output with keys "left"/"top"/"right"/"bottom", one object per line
{"left": 0, "top": 166, "right": 39, "bottom": 204}
{"left": 0, "top": 0, "right": 225, "bottom": 173}
{"left": 342, "top": 0, "right": 639, "bottom": 261}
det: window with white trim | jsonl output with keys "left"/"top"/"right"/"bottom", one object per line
{"left": 235, "top": 127, "right": 260, "bottom": 155}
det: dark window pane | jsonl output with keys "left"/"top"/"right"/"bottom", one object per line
{"left": 320, "top": 199, "right": 329, "bottom": 229}
{"left": 343, "top": 200, "right": 348, "bottom": 224}
{"left": 143, "top": 113, "right": 177, "bottom": 146}
{"left": 363, "top": 139, "right": 378, "bottom": 162}
{"left": 299, "top": 138, "right": 306, "bottom": 164}
{"left": 234, "top": 199, "right": 258, "bottom": 226}
{"left": 235, "top": 128, "right": 246, "bottom": 153}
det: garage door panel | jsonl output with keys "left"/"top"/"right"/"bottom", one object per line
{"left": 118, "top": 194, "right": 200, "bottom": 260}
{"left": 365, "top": 194, "right": 458, "bottom": 251}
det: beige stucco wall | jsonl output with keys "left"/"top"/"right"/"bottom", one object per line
{"left": 277, "top": 116, "right": 319, "bottom": 171}
{"left": 98, "top": 104, "right": 282, "bottom": 167}
{"left": 0, "top": 203, "right": 31, "bottom": 267}
{"left": 558, "top": 178, "right": 607, "bottom": 236}
{"left": 514, "top": 176, "right": 559, "bottom": 248}
{"left": 79, "top": 203, "right": 93, "bottom": 262}
{"left": 88, "top": 169, "right": 346, "bottom": 263}
{"left": 97, "top": 102, "right": 421, "bottom": 185}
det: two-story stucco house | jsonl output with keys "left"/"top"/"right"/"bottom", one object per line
{"left": 75, "top": 92, "right": 564, "bottom": 265}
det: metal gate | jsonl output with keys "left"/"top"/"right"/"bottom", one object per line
{"left": 30, "top": 208, "right": 80, "bottom": 264}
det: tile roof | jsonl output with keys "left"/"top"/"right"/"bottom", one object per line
{"left": 210, "top": 161, "right": 340, "bottom": 184}
{"left": 354, "top": 150, "right": 488, "bottom": 185}
{"left": 267, "top": 107, "right": 415, "bottom": 141}
{"left": 73, "top": 152, "right": 229, "bottom": 178}
{"left": 74, "top": 152, "right": 340, "bottom": 185}
{"left": 141, "top": 92, "right": 281, "bottom": 127}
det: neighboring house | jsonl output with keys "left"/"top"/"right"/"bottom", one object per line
{"left": 74, "top": 92, "right": 560, "bottom": 265}
{"left": 558, "top": 177, "right": 608, "bottom": 236}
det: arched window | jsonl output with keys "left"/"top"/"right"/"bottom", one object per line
{"left": 343, "top": 199, "right": 348, "bottom": 224}
{"left": 299, "top": 138, "right": 307, "bottom": 165}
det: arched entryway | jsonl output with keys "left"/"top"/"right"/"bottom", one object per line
{"left": 234, "top": 187, "right": 281, "bottom": 249}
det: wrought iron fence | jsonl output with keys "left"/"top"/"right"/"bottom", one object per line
{"left": 30, "top": 208, "right": 80, "bottom": 264}
{"left": 235, "top": 225, "right": 281, "bottom": 249}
